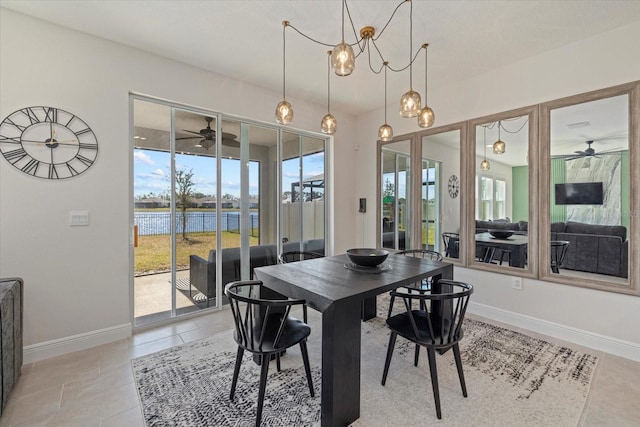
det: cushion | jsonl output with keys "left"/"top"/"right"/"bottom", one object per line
{"left": 564, "top": 221, "right": 626, "bottom": 241}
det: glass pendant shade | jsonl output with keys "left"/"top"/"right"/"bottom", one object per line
{"left": 378, "top": 123, "right": 393, "bottom": 141}
{"left": 480, "top": 159, "right": 490, "bottom": 171}
{"left": 418, "top": 105, "right": 435, "bottom": 128}
{"left": 399, "top": 89, "right": 421, "bottom": 118}
{"left": 331, "top": 42, "right": 355, "bottom": 76}
{"left": 493, "top": 139, "right": 506, "bottom": 154}
{"left": 321, "top": 113, "right": 337, "bottom": 134}
{"left": 275, "top": 99, "right": 293, "bottom": 125}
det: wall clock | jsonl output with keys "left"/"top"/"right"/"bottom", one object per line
{"left": 448, "top": 174, "right": 459, "bottom": 198}
{"left": 0, "top": 106, "right": 98, "bottom": 179}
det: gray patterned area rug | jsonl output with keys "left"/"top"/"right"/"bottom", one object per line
{"left": 132, "top": 311, "right": 598, "bottom": 426}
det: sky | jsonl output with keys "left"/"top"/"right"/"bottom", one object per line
{"left": 133, "top": 148, "right": 324, "bottom": 199}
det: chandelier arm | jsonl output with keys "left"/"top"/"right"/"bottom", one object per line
{"left": 344, "top": 0, "right": 366, "bottom": 53}
{"left": 373, "top": 0, "right": 409, "bottom": 42}
{"left": 286, "top": 24, "right": 335, "bottom": 47}
{"left": 364, "top": 38, "right": 386, "bottom": 74}
{"left": 385, "top": 46, "right": 424, "bottom": 73}
{"left": 282, "top": 23, "right": 287, "bottom": 99}
{"left": 409, "top": 0, "right": 413, "bottom": 88}
{"left": 499, "top": 118, "right": 529, "bottom": 133}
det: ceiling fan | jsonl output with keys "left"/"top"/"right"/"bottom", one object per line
{"left": 176, "top": 116, "right": 240, "bottom": 149}
{"left": 552, "top": 138, "right": 625, "bottom": 161}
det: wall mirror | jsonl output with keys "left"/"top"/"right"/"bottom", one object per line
{"left": 466, "top": 106, "right": 538, "bottom": 277}
{"left": 540, "top": 82, "right": 639, "bottom": 294}
{"left": 419, "top": 124, "right": 464, "bottom": 262}
{"left": 379, "top": 138, "right": 412, "bottom": 251}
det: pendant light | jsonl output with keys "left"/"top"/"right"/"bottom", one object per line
{"left": 378, "top": 63, "right": 393, "bottom": 141}
{"left": 331, "top": 0, "right": 355, "bottom": 76}
{"left": 480, "top": 125, "right": 490, "bottom": 170}
{"left": 321, "top": 50, "right": 337, "bottom": 134}
{"left": 275, "top": 21, "right": 293, "bottom": 125}
{"left": 399, "top": 0, "right": 421, "bottom": 118}
{"left": 418, "top": 43, "right": 434, "bottom": 128}
{"left": 493, "top": 121, "right": 506, "bottom": 154}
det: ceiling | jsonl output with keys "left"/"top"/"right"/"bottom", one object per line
{"left": 3, "top": 0, "right": 640, "bottom": 118}
{"left": 2, "top": 1, "right": 638, "bottom": 165}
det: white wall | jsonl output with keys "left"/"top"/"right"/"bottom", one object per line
{"left": 0, "top": 10, "right": 357, "bottom": 360}
{"left": 356, "top": 20, "right": 640, "bottom": 360}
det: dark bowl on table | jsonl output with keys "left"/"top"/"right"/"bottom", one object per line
{"left": 488, "top": 229, "right": 514, "bottom": 239}
{"left": 346, "top": 248, "right": 389, "bottom": 267}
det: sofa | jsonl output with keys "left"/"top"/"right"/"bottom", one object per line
{"left": 474, "top": 220, "right": 628, "bottom": 277}
{"left": 382, "top": 230, "right": 406, "bottom": 250}
{"left": 189, "top": 239, "right": 325, "bottom": 306}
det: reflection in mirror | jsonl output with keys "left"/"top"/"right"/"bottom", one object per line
{"left": 421, "top": 130, "right": 460, "bottom": 260}
{"left": 474, "top": 115, "right": 530, "bottom": 269}
{"left": 381, "top": 140, "right": 411, "bottom": 250}
{"left": 549, "top": 94, "right": 629, "bottom": 284}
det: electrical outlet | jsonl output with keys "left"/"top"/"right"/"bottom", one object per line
{"left": 512, "top": 277, "right": 522, "bottom": 290}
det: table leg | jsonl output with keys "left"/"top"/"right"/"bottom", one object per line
{"left": 321, "top": 299, "right": 362, "bottom": 427}
{"left": 361, "top": 297, "right": 376, "bottom": 320}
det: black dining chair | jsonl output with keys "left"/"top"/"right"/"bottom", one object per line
{"left": 389, "top": 249, "right": 445, "bottom": 366}
{"left": 382, "top": 279, "right": 474, "bottom": 420}
{"left": 442, "top": 232, "right": 460, "bottom": 258}
{"left": 550, "top": 240, "right": 570, "bottom": 273}
{"left": 225, "top": 280, "right": 315, "bottom": 427}
{"left": 277, "top": 250, "right": 323, "bottom": 322}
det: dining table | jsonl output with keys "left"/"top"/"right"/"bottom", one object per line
{"left": 254, "top": 252, "right": 454, "bottom": 427}
{"left": 475, "top": 232, "right": 529, "bottom": 267}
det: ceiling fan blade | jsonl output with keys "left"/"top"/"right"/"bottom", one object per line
{"left": 222, "top": 139, "right": 240, "bottom": 148}
{"left": 176, "top": 136, "right": 202, "bottom": 140}
{"left": 182, "top": 129, "right": 204, "bottom": 136}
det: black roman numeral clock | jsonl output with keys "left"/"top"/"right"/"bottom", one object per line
{"left": 0, "top": 106, "right": 98, "bottom": 179}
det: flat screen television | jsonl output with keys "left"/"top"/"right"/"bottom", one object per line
{"left": 555, "top": 182, "right": 604, "bottom": 205}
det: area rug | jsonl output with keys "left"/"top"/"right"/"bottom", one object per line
{"left": 132, "top": 311, "right": 598, "bottom": 426}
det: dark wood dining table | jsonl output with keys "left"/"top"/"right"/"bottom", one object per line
{"left": 254, "top": 253, "right": 454, "bottom": 427}
{"left": 475, "top": 232, "right": 529, "bottom": 267}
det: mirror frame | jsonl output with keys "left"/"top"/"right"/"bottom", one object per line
{"left": 464, "top": 105, "right": 539, "bottom": 278}
{"left": 376, "top": 122, "right": 466, "bottom": 262}
{"left": 539, "top": 81, "right": 640, "bottom": 294}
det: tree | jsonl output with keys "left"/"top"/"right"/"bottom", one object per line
{"left": 175, "top": 168, "right": 195, "bottom": 240}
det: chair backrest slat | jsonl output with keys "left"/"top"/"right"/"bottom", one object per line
{"left": 390, "top": 280, "right": 473, "bottom": 347}
{"left": 225, "top": 280, "right": 307, "bottom": 353}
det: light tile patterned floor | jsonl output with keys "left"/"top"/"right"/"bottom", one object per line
{"left": 1, "top": 308, "right": 639, "bottom": 426}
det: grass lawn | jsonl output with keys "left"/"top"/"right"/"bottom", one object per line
{"left": 135, "top": 231, "right": 258, "bottom": 274}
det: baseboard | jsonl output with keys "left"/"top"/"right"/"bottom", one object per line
{"left": 24, "top": 323, "right": 132, "bottom": 364}
{"left": 468, "top": 301, "right": 640, "bottom": 362}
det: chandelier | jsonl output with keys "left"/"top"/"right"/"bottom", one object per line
{"left": 275, "top": 0, "right": 435, "bottom": 138}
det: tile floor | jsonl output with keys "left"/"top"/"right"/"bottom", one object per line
{"left": 1, "top": 307, "right": 639, "bottom": 427}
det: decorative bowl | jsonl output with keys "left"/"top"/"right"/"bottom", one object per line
{"left": 488, "top": 229, "right": 514, "bottom": 239}
{"left": 346, "top": 248, "right": 389, "bottom": 267}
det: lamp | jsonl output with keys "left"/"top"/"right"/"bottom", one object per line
{"left": 331, "top": 1, "right": 355, "bottom": 76}
{"left": 399, "top": 0, "right": 421, "bottom": 118}
{"left": 480, "top": 125, "right": 490, "bottom": 170}
{"left": 276, "top": 0, "right": 433, "bottom": 137}
{"left": 378, "top": 63, "right": 393, "bottom": 141}
{"left": 493, "top": 121, "right": 506, "bottom": 154}
{"left": 275, "top": 21, "right": 293, "bottom": 125}
{"left": 418, "top": 43, "right": 434, "bottom": 128}
{"left": 321, "top": 51, "right": 337, "bottom": 134}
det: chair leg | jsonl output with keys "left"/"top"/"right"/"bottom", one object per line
{"left": 387, "top": 293, "right": 395, "bottom": 319}
{"left": 255, "top": 354, "right": 270, "bottom": 427}
{"left": 452, "top": 343, "right": 468, "bottom": 397}
{"left": 300, "top": 340, "right": 315, "bottom": 397}
{"left": 414, "top": 344, "right": 420, "bottom": 367}
{"left": 303, "top": 305, "right": 308, "bottom": 323}
{"left": 276, "top": 353, "right": 281, "bottom": 372}
{"left": 381, "top": 332, "right": 397, "bottom": 386}
{"left": 426, "top": 347, "right": 442, "bottom": 419}
{"left": 230, "top": 346, "right": 244, "bottom": 400}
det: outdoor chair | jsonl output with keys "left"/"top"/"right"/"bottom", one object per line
{"left": 382, "top": 279, "right": 474, "bottom": 420}
{"left": 225, "top": 280, "right": 314, "bottom": 427}
{"left": 550, "top": 240, "right": 570, "bottom": 273}
{"left": 277, "top": 250, "right": 324, "bottom": 322}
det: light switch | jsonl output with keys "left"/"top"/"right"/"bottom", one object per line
{"left": 70, "top": 211, "right": 90, "bottom": 226}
